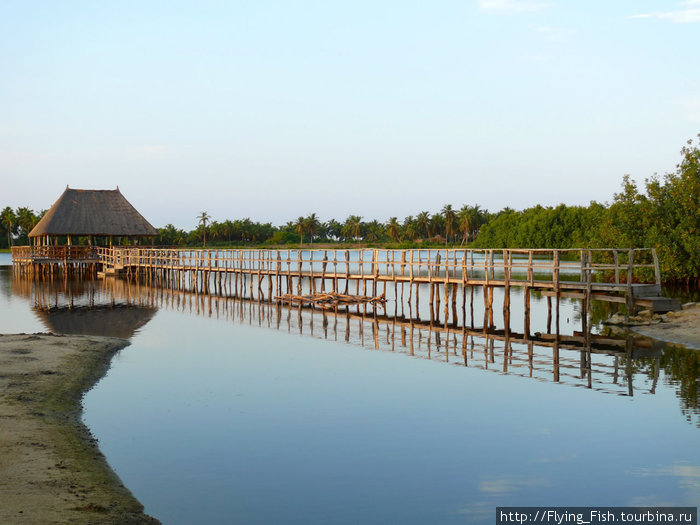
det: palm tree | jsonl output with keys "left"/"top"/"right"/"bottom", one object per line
{"left": 16, "top": 207, "right": 36, "bottom": 242}
{"left": 430, "top": 213, "right": 444, "bottom": 241}
{"left": 416, "top": 211, "right": 431, "bottom": 240}
{"left": 386, "top": 217, "right": 400, "bottom": 242}
{"left": 1, "top": 207, "right": 16, "bottom": 247}
{"left": 295, "top": 216, "right": 306, "bottom": 245}
{"left": 208, "top": 221, "right": 222, "bottom": 243}
{"left": 469, "top": 204, "right": 487, "bottom": 241}
{"left": 442, "top": 204, "right": 456, "bottom": 244}
{"left": 364, "top": 220, "right": 384, "bottom": 242}
{"left": 197, "top": 211, "right": 211, "bottom": 247}
{"left": 458, "top": 205, "right": 472, "bottom": 245}
{"left": 457, "top": 204, "right": 487, "bottom": 245}
{"left": 158, "top": 224, "right": 186, "bottom": 246}
{"left": 325, "top": 219, "right": 342, "bottom": 241}
{"left": 304, "top": 213, "right": 320, "bottom": 244}
{"left": 343, "top": 215, "right": 363, "bottom": 241}
{"left": 402, "top": 216, "right": 418, "bottom": 241}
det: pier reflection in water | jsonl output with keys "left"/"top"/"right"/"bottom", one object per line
{"left": 13, "top": 273, "right": 698, "bottom": 421}
{"left": 5, "top": 267, "right": 699, "bottom": 524}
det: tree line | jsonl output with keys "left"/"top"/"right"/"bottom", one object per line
{"left": 472, "top": 136, "right": 699, "bottom": 285}
{"left": 152, "top": 204, "right": 490, "bottom": 248}
{"left": 1, "top": 207, "right": 43, "bottom": 248}
{"left": 2, "top": 136, "right": 698, "bottom": 284}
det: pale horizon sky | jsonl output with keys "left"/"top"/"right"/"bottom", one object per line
{"left": 2, "top": 1, "right": 699, "bottom": 230}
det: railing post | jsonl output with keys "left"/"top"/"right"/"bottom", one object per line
{"left": 652, "top": 248, "right": 661, "bottom": 285}
{"left": 484, "top": 250, "right": 489, "bottom": 285}
{"left": 428, "top": 251, "right": 433, "bottom": 281}
{"left": 310, "top": 250, "right": 315, "bottom": 293}
{"left": 627, "top": 249, "right": 634, "bottom": 288}
{"left": 372, "top": 249, "right": 379, "bottom": 297}
{"left": 626, "top": 249, "right": 635, "bottom": 313}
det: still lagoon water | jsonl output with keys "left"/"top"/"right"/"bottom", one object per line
{"left": 0, "top": 253, "right": 698, "bottom": 524}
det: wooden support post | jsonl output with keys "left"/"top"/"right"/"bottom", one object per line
{"left": 443, "top": 282, "right": 449, "bottom": 327}
{"left": 358, "top": 250, "right": 363, "bottom": 299}
{"left": 297, "top": 250, "right": 302, "bottom": 296}
{"left": 626, "top": 249, "right": 635, "bottom": 314}
{"left": 451, "top": 283, "right": 458, "bottom": 327}
{"left": 372, "top": 249, "right": 378, "bottom": 298}
{"left": 482, "top": 285, "right": 489, "bottom": 333}
{"left": 276, "top": 252, "right": 281, "bottom": 297}
{"left": 332, "top": 250, "right": 338, "bottom": 294}
{"left": 503, "top": 249, "right": 511, "bottom": 323}
{"left": 469, "top": 286, "right": 474, "bottom": 328}
{"left": 310, "top": 250, "right": 317, "bottom": 295}
{"left": 555, "top": 287, "right": 561, "bottom": 336}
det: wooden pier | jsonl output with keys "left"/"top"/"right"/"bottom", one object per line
{"left": 12, "top": 246, "right": 680, "bottom": 315}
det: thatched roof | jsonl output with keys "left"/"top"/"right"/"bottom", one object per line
{"left": 30, "top": 187, "right": 157, "bottom": 237}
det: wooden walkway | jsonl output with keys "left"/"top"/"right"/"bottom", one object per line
{"left": 11, "top": 246, "right": 679, "bottom": 313}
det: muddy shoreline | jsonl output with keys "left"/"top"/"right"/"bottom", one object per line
{"left": 629, "top": 305, "right": 700, "bottom": 350}
{"left": 0, "top": 333, "right": 160, "bottom": 525}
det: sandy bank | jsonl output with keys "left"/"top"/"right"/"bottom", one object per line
{"left": 0, "top": 333, "right": 160, "bottom": 525}
{"left": 631, "top": 305, "right": 700, "bottom": 350}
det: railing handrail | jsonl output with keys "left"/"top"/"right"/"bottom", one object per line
{"left": 11, "top": 245, "right": 100, "bottom": 258}
{"left": 91, "top": 246, "right": 660, "bottom": 286}
{"left": 11, "top": 245, "right": 659, "bottom": 286}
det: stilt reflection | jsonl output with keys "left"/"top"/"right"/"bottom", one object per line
{"left": 14, "top": 273, "right": 695, "bottom": 416}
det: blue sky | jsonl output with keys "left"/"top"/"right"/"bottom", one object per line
{"left": 2, "top": 0, "right": 699, "bottom": 229}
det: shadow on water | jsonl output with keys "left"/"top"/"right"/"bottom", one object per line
{"left": 10, "top": 273, "right": 700, "bottom": 426}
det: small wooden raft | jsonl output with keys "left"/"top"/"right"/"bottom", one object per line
{"left": 275, "top": 292, "right": 386, "bottom": 310}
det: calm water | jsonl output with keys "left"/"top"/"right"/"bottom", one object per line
{"left": 0, "top": 253, "right": 698, "bottom": 524}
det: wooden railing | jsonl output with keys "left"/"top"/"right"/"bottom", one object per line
{"left": 11, "top": 245, "right": 100, "bottom": 261}
{"left": 96, "top": 247, "right": 661, "bottom": 287}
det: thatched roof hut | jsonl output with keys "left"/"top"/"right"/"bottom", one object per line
{"left": 29, "top": 186, "right": 157, "bottom": 245}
